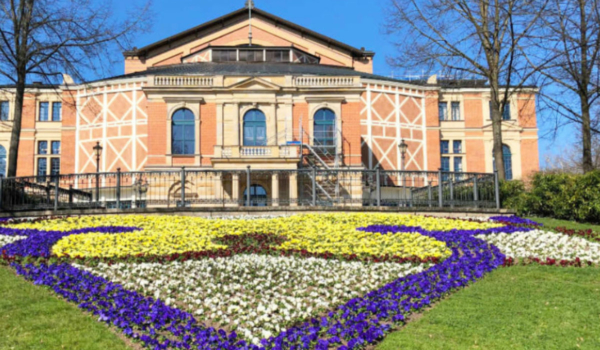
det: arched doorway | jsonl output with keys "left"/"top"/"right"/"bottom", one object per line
{"left": 243, "top": 184, "right": 268, "bottom": 206}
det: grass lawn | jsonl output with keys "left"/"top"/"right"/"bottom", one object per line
{"left": 0, "top": 265, "right": 131, "bottom": 350}
{"left": 527, "top": 216, "right": 600, "bottom": 232}
{"left": 377, "top": 265, "right": 600, "bottom": 350}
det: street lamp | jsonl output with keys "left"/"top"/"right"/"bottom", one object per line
{"left": 133, "top": 177, "right": 149, "bottom": 208}
{"left": 398, "top": 139, "right": 408, "bottom": 170}
{"left": 93, "top": 142, "right": 103, "bottom": 173}
{"left": 93, "top": 142, "right": 103, "bottom": 205}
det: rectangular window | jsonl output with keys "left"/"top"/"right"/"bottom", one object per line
{"left": 50, "top": 158, "right": 60, "bottom": 178}
{"left": 440, "top": 140, "right": 449, "bottom": 154}
{"left": 453, "top": 140, "right": 462, "bottom": 154}
{"left": 39, "top": 102, "right": 49, "bottom": 121}
{"left": 239, "top": 50, "right": 264, "bottom": 62}
{"left": 502, "top": 104, "right": 511, "bottom": 120}
{"left": 212, "top": 49, "right": 237, "bottom": 62}
{"left": 38, "top": 141, "right": 48, "bottom": 155}
{"left": 266, "top": 50, "right": 290, "bottom": 62}
{"left": 441, "top": 157, "right": 450, "bottom": 172}
{"left": 51, "top": 141, "right": 61, "bottom": 154}
{"left": 489, "top": 101, "right": 512, "bottom": 120}
{"left": 37, "top": 158, "right": 47, "bottom": 182}
{"left": 451, "top": 101, "right": 461, "bottom": 120}
{"left": 52, "top": 102, "right": 62, "bottom": 121}
{"left": 454, "top": 157, "right": 463, "bottom": 172}
{"left": 0, "top": 101, "right": 9, "bottom": 121}
{"left": 438, "top": 102, "right": 448, "bottom": 121}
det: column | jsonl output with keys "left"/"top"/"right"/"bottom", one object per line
{"left": 213, "top": 174, "right": 223, "bottom": 205}
{"left": 272, "top": 173, "right": 280, "bottom": 206}
{"left": 289, "top": 173, "right": 298, "bottom": 207}
{"left": 232, "top": 174, "right": 240, "bottom": 206}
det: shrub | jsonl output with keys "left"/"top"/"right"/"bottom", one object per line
{"left": 502, "top": 170, "right": 600, "bottom": 224}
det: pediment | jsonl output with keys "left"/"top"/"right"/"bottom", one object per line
{"left": 225, "top": 77, "right": 282, "bottom": 91}
{"left": 482, "top": 121, "right": 523, "bottom": 132}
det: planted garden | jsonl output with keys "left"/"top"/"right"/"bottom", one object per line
{"left": 1, "top": 213, "right": 599, "bottom": 349}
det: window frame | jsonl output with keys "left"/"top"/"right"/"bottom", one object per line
{"left": 52, "top": 102, "right": 62, "bottom": 122}
{"left": 51, "top": 141, "right": 61, "bottom": 155}
{"left": 451, "top": 101, "right": 461, "bottom": 121}
{"left": 243, "top": 109, "right": 267, "bottom": 147}
{"left": 38, "top": 102, "right": 49, "bottom": 122}
{"left": 313, "top": 108, "right": 337, "bottom": 149}
{"left": 171, "top": 108, "right": 196, "bottom": 156}
{"left": 38, "top": 141, "right": 48, "bottom": 155}
{"left": 438, "top": 102, "right": 448, "bottom": 121}
{"left": 0, "top": 101, "right": 9, "bottom": 121}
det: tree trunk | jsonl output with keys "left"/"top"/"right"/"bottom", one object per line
{"left": 490, "top": 88, "right": 506, "bottom": 181}
{"left": 6, "top": 71, "right": 26, "bottom": 178}
{"left": 581, "top": 97, "right": 593, "bottom": 173}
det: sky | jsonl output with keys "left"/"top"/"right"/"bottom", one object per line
{"left": 111, "top": 0, "right": 579, "bottom": 168}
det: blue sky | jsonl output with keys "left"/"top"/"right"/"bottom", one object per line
{"left": 116, "top": 0, "right": 577, "bottom": 167}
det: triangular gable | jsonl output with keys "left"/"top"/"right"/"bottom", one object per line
{"left": 124, "top": 7, "right": 374, "bottom": 64}
{"left": 226, "top": 77, "right": 282, "bottom": 91}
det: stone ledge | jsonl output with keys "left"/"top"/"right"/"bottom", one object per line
{"left": 0, "top": 206, "right": 514, "bottom": 219}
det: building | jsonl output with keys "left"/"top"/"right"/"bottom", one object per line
{"left": 0, "top": 5, "right": 538, "bottom": 208}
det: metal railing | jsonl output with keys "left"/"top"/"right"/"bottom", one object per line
{"left": 0, "top": 168, "right": 500, "bottom": 212}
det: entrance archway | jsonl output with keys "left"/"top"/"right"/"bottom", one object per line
{"left": 243, "top": 184, "right": 268, "bottom": 206}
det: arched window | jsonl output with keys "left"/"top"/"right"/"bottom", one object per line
{"left": 492, "top": 144, "right": 513, "bottom": 180}
{"left": 0, "top": 145, "right": 6, "bottom": 177}
{"left": 243, "top": 184, "right": 268, "bottom": 206}
{"left": 313, "top": 108, "right": 336, "bottom": 149}
{"left": 172, "top": 108, "right": 195, "bottom": 155}
{"left": 243, "top": 109, "right": 267, "bottom": 146}
{"left": 503, "top": 144, "right": 513, "bottom": 180}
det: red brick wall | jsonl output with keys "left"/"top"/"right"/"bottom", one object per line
{"left": 60, "top": 91, "right": 77, "bottom": 174}
{"left": 200, "top": 103, "right": 216, "bottom": 166}
{"left": 341, "top": 102, "right": 362, "bottom": 166}
{"left": 147, "top": 100, "right": 168, "bottom": 166}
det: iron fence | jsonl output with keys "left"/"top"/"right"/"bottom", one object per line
{"left": 0, "top": 168, "right": 500, "bottom": 212}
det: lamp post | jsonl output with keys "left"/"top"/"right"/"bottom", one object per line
{"left": 398, "top": 139, "right": 409, "bottom": 206}
{"left": 93, "top": 142, "right": 103, "bottom": 205}
{"left": 93, "top": 142, "right": 103, "bottom": 173}
{"left": 133, "top": 177, "right": 149, "bottom": 208}
{"left": 398, "top": 139, "right": 408, "bottom": 171}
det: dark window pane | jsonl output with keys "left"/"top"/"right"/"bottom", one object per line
{"left": 503, "top": 105, "right": 511, "bottom": 120}
{"left": 51, "top": 141, "right": 61, "bottom": 155}
{"left": 503, "top": 145, "right": 513, "bottom": 179}
{"left": 454, "top": 157, "right": 463, "bottom": 172}
{"left": 453, "top": 140, "right": 462, "bottom": 154}
{"left": 52, "top": 102, "right": 62, "bottom": 121}
{"left": 440, "top": 141, "right": 449, "bottom": 154}
{"left": 172, "top": 108, "right": 195, "bottom": 155}
{"left": 38, "top": 141, "right": 48, "bottom": 155}
{"left": 441, "top": 157, "right": 450, "bottom": 171}
{"left": 39, "top": 102, "right": 49, "bottom": 121}
{"left": 51, "top": 158, "right": 60, "bottom": 179}
{"left": 439, "top": 103, "right": 448, "bottom": 121}
{"left": 0, "top": 101, "right": 9, "bottom": 121}
{"left": 0, "top": 145, "right": 6, "bottom": 177}
{"left": 37, "top": 158, "right": 47, "bottom": 182}
{"left": 266, "top": 50, "right": 290, "bottom": 62}
{"left": 451, "top": 101, "right": 460, "bottom": 120}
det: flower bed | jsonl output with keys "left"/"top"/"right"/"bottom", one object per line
{"left": 1, "top": 214, "right": 596, "bottom": 349}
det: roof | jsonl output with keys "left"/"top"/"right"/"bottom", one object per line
{"left": 101, "top": 61, "right": 414, "bottom": 85}
{"left": 124, "top": 7, "right": 375, "bottom": 60}
{"left": 0, "top": 83, "right": 59, "bottom": 90}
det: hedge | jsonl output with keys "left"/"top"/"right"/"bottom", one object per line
{"left": 501, "top": 170, "right": 600, "bottom": 224}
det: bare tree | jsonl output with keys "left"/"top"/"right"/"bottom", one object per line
{"left": 385, "top": 0, "right": 546, "bottom": 180}
{"left": 529, "top": 0, "right": 600, "bottom": 173}
{"left": 0, "top": 0, "right": 151, "bottom": 177}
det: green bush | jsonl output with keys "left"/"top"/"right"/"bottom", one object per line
{"left": 502, "top": 170, "right": 600, "bottom": 224}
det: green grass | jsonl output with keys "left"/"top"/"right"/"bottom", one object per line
{"left": 377, "top": 265, "right": 600, "bottom": 350}
{"left": 0, "top": 265, "right": 131, "bottom": 350}
{"left": 527, "top": 217, "right": 600, "bottom": 232}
